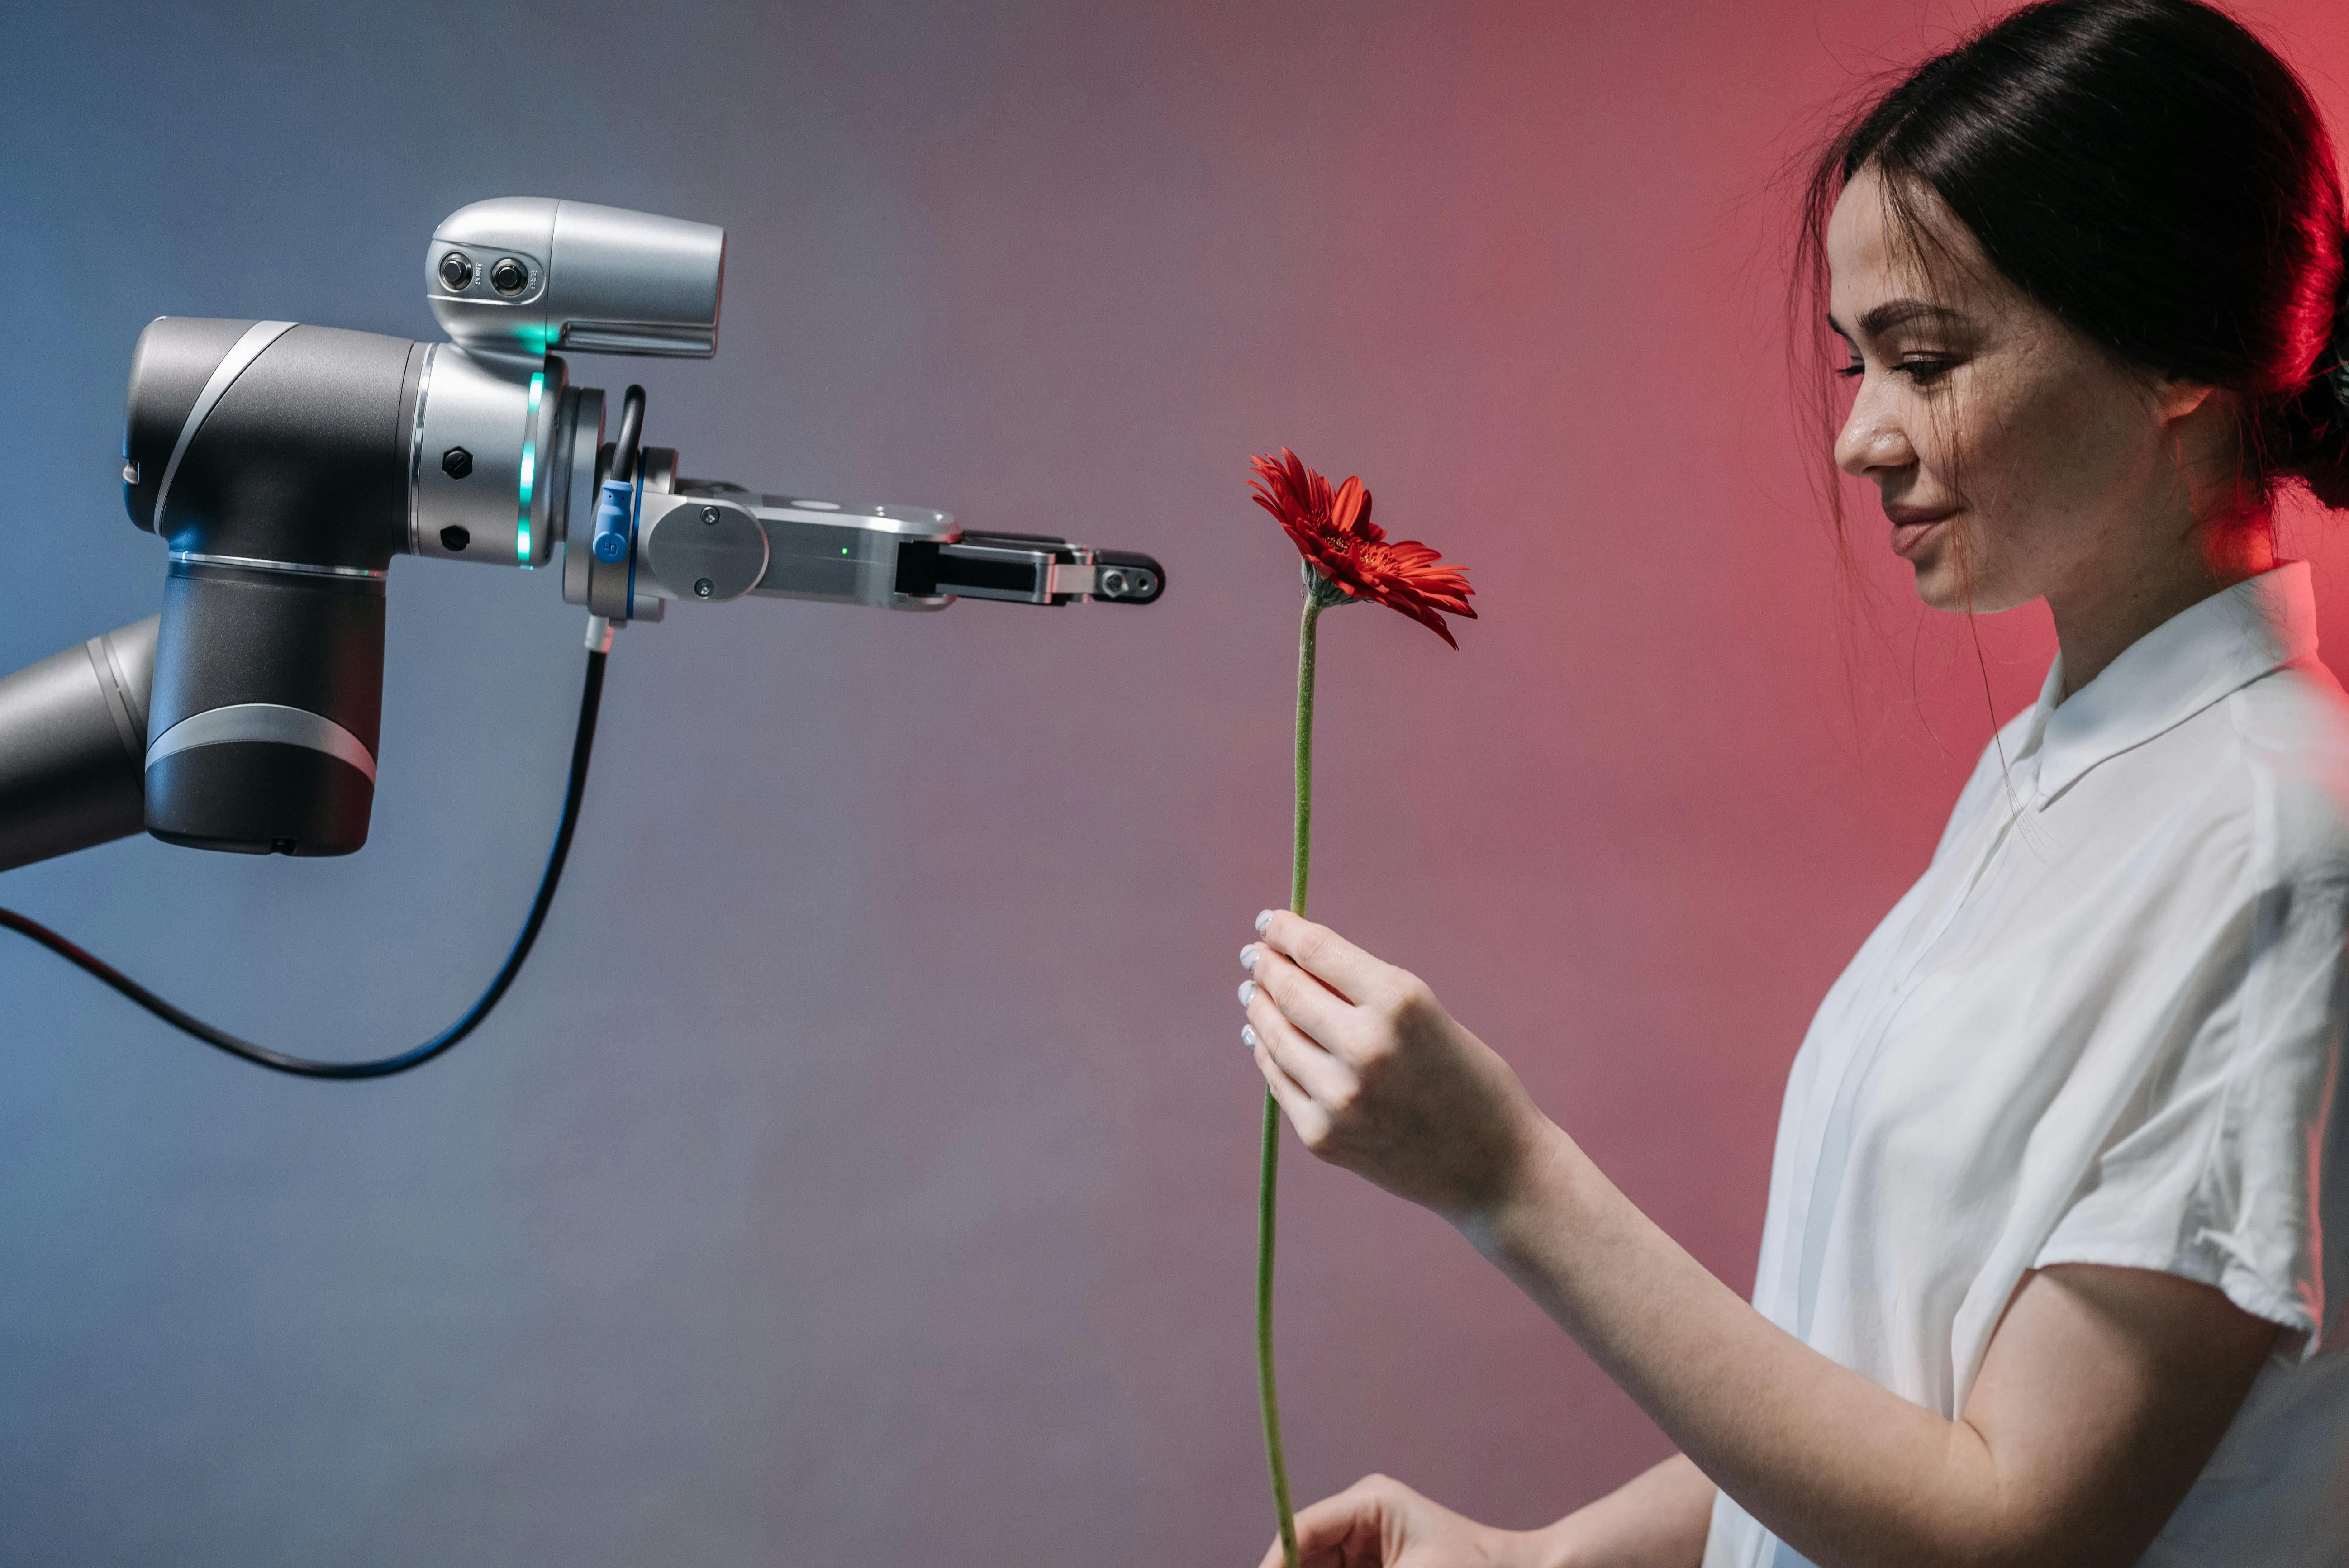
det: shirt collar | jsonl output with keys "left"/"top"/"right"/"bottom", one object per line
{"left": 2027, "top": 561, "right": 2318, "bottom": 806}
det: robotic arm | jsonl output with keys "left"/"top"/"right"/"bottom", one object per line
{"left": 0, "top": 198, "right": 1162, "bottom": 875}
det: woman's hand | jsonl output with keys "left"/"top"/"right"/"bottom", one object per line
{"left": 1238, "top": 910, "right": 1555, "bottom": 1223}
{"left": 1255, "top": 1474, "right": 1551, "bottom": 1568}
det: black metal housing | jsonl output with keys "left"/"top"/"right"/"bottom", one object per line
{"left": 123, "top": 318, "right": 421, "bottom": 855}
{"left": 144, "top": 565, "right": 384, "bottom": 855}
{"left": 0, "top": 619, "right": 157, "bottom": 873}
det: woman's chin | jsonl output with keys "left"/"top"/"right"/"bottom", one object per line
{"left": 1908, "top": 556, "right": 1972, "bottom": 613}
{"left": 1909, "top": 558, "right": 2027, "bottom": 616}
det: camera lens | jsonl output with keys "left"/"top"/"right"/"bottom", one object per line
{"left": 490, "top": 257, "right": 529, "bottom": 295}
{"left": 437, "top": 251, "right": 475, "bottom": 290}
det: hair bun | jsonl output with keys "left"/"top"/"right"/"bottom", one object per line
{"left": 2282, "top": 265, "right": 2349, "bottom": 511}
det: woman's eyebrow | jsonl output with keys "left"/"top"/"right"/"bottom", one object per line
{"left": 1829, "top": 300, "right": 1967, "bottom": 339}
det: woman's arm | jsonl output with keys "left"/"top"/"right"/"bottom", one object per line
{"left": 1537, "top": 1454, "right": 1714, "bottom": 1568}
{"left": 1238, "top": 912, "right": 2279, "bottom": 1568}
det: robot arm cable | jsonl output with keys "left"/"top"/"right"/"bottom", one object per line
{"left": 0, "top": 647, "right": 607, "bottom": 1079}
{"left": 609, "top": 384, "right": 645, "bottom": 483}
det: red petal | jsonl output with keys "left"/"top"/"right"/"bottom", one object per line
{"left": 1331, "top": 475, "right": 1365, "bottom": 532}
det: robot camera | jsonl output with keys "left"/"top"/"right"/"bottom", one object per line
{"left": 426, "top": 198, "right": 725, "bottom": 362}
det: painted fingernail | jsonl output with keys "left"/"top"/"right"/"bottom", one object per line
{"left": 1242, "top": 1024, "right": 1259, "bottom": 1050}
{"left": 1255, "top": 910, "right": 1274, "bottom": 933}
{"left": 1237, "top": 980, "right": 1256, "bottom": 1006}
{"left": 1240, "top": 944, "right": 1259, "bottom": 969}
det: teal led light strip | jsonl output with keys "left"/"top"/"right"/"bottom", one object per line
{"left": 517, "top": 371, "right": 544, "bottom": 566}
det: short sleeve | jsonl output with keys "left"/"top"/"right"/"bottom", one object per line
{"left": 2034, "top": 837, "right": 2349, "bottom": 1362}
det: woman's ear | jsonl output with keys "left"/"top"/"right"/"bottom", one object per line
{"left": 2151, "top": 375, "right": 2222, "bottom": 426}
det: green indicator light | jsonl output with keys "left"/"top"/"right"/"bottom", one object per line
{"left": 516, "top": 371, "right": 544, "bottom": 567}
{"left": 840, "top": 546, "right": 849, "bottom": 556}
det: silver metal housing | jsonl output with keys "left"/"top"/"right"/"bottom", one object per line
{"left": 668, "top": 488, "right": 956, "bottom": 611}
{"left": 409, "top": 346, "right": 565, "bottom": 567}
{"left": 427, "top": 199, "right": 724, "bottom": 361}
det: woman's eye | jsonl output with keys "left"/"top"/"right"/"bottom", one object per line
{"left": 1834, "top": 354, "right": 1954, "bottom": 383}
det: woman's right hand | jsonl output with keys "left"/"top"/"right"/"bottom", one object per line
{"left": 1240, "top": 912, "right": 1555, "bottom": 1226}
{"left": 1254, "top": 1474, "right": 1548, "bottom": 1568}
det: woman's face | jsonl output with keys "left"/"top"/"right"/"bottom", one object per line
{"left": 1825, "top": 165, "right": 2216, "bottom": 614}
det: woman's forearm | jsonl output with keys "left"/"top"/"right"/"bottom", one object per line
{"left": 1462, "top": 1124, "right": 2008, "bottom": 1568}
{"left": 1536, "top": 1452, "right": 1715, "bottom": 1568}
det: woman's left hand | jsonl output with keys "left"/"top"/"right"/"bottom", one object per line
{"left": 1238, "top": 910, "right": 1555, "bottom": 1222}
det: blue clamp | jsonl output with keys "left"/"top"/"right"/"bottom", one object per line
{"left": 591, "top": 475, "right": 637, "bottom": 564}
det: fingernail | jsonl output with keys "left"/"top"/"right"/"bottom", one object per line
{"left": 1242, "top": 1024, "right": 1259, "bottom": 1050}
{"left": 1255, "top": 910, "right": 1273, "bottom": 933}
{"left": 1240, "top": 944, "right": 1259, "bottom": 969}
{"left": 1237, "top": 979, "right": 1256, "bottom": 1006}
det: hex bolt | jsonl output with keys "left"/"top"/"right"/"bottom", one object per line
{"left": 442, "top": 446, "right": 473, "bottom": 479}
{"left": 694, "top": 578, "right": 715, "bottom": 599}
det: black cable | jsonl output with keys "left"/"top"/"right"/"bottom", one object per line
{"left": 609, "top": 384, "right": 645, "bottom": 483}
{"left": 0, "top": 648, "right": 608, "bottom": 1080}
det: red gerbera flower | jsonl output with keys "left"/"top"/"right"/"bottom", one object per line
{"left": 1247, "top": 447, "right": 1476, "bottom": 647}
{"left": 1242, "top": 447, "right": 1473, "bottom": 1568}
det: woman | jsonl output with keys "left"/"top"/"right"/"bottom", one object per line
{"left": 1236, "top": 2, "right": 2349, "bottom": 1563}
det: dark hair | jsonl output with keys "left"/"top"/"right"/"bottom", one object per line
{"left": 1799, "top": 0, "right": 2349, "bottom": 516}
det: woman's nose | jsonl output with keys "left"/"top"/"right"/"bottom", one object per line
{"left": 1834, "top": 385, "right": 1915, "bottom": 480}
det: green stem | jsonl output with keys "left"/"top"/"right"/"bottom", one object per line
{"left": 1292, "top": 596, "right": 1319, "bottom": 920}
{"left": 1258, "top": 594, "right": 1320, "bottom": 1568}
{"left": 1257, "top": 1093, "right": 1294, "bottom": 1568}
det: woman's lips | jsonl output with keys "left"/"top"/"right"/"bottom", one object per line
{"left": 1886, "top": 506, "right": 1953, "bottom": 559}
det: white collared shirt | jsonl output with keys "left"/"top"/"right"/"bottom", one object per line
{"left": 1706, "top": 563, "right": 2349, "bottom": 1568}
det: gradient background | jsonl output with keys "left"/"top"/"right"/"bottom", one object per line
{"left": 4, "top": 2, "right": 2347, "bottom": 1562}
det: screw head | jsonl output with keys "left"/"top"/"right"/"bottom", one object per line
{"left": 694, "top": 578, "right": 716, "bottom": 599}
{"left": 439, "top": 525, "right": 471, "bottom": 552}
{"left": 442, "top": 446, "right": 473, "bottom": 479}
{"left": 437, "top": 251, "right": 475, "bottom": 290}
{"left": 701, "top": 506, "right": 720, "bottom": 524}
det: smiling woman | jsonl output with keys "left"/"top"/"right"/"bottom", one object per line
{"left": 1232, "top": 3, "right": 2349, "bottom": 1566}
{"left": 1820, "top": 165, "right": 2285, "bottom": 695}
{"left": 1797, "top": 0, "right": 2349, "bottom": 694}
